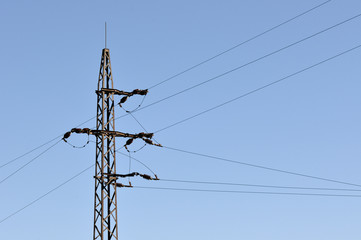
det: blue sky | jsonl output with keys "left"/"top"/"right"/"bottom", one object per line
{"left": 1, "top": 0, "right": 361, "bottom": 239}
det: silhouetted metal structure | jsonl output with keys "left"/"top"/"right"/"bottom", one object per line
{"left": 94, "top": 48, "right": 118, "bottom": 240}
{"left": 55, "top": 45, "right": 161, "bottom": 240}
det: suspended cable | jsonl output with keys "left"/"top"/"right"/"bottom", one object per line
{"left": 120, "top": 95, "right": 147, "bottom": 113}
{"left": 126, "top": 111, "right": 149, "bottom": 133}
{"left": 124, "top": 144, "right": 147, "bottom": 153}
{"left": 159, "top": 178, "right": 361, "bottom": 192}
{"left": 2, "top": 162, "right": 358, "bottom": 226}
{"left": 117, "top": 151, "right": 157, "bottom": 176}
{"left": 116, "top": 152, "right": 361, "bottom": 192}
{"left": 0, "top": 140, "right": 62, "bottom": 185}
{"left": 1, "top": 116, "right": 95, "bottom": 169}
{"left": 0, "top": 135, "right": 59, "bottom": 169}
{"left": 0, "top": 164, "right": 94, "bottom": 224}
{"left": 154, "top": 43, "right": 361, "bottom": 133}
{"left": 0, "top": 1, "right": 334, "bottom": 167}
{"left": 117, "top": 151, "right": 158, "bottom": 176}
{"left": 162, "top": 146, "right": 361, "bottom": 188}
{"left": 135, "top": 12, "right": 361, "bottom": 113}
{"left": 120, "top": 98, "right": 361, "bottom": 191}
{"left": 124, "top": 110, "right": 162, "bottom": 148}
{"left": 146, "top": 0, "right": 332, "bottom": 90}
{"left": 64, "top": 134, "right": 90, "bottom": 149}
{"left": 133, "top": 186, "right": 361, "bottom": 198}
{"left": 117, "top": 152, "right": 361, "bottom": 191}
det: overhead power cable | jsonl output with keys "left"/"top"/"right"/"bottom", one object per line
{"left": 159, "top": 178, "right": 361, "bottom": 192}
{"left": 0, "top": 139, "right": 62, "bottom": 185}
{"left": 125, "top": 110, "right": 149, "bottom": 134}
{"left": 146, "top": 0, "right": 332, "bottom": 90}
{"left": 0, "top": 1, "right": 332, "bottom": 165}
{"left": 122, "top": 109, "right": 162, "bottom": 147}
{"left": 119, "top": 103, "right": 361, "bottom": 190}
{"left": 0, "top": 164, "right": 94, "bottom": 224}
{"left": 134, "top": 12, "right": 361, "bottom": 113}
{"left": 0, "top": 135, "right": 59, "bottom": 169}
{"left": 154, "top": 43, "right": 361, "bottom": 133}
{"left": 133, "top": 186, "right": 361, "bottom": 198}
{"left": 117, "top": 151, "right": 157, "bottom": 176}
{"left": 162, "top": 146, "right": 361, "bottom": 188}
{"left": 1, "top": 116, "right": 95, "bottom": 169}
{"left": 118, "top": 150, "right": 361, "bottom": 191}
{"left": 2, "top": 160, "right": 358, "bottom": 225}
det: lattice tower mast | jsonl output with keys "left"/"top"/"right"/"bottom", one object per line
{"left": 93, "top": 48, "right": 118, "bottom": 240}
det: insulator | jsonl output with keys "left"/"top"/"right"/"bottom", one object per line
{"left": 71, "top": 128, "right": 82, "bottom": 133}
{"left": 82, "top": 128, "right": 90, "bottom": 134}
{"left": 75, "top": 128, "right": 83, "bottom": 133}
{"left": 115, "top": 182, "right": 133, "bottom": 188}
{"left": 125, "top": 138, "right": 134, "bottom": 146}
{"left": 139, "top": 89, "right": 148, "bottom": 95}
{"left": 143, "top": 133, "right": 154, "bottom": 139}
{"left": 63, "top": 131, "right": 71, "bottom": 139}
{"left": 141, "top": 174, "right": 152, "bottom": 180}
{"left": 144, "top": 139, "right": 153, "bottom": 145}
{"left": 120, "top": 96, "right": 128, "bottom": 104}
{"left": 127, "top": 172, "right": 137, "bottom": 177}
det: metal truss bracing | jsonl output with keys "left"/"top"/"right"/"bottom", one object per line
{"left": 93, "top": 48, "right": 118, "bottom": 240}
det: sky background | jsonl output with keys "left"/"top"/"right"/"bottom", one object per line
{"left": 1, "top": 0, "right": 361, "bottom": 239}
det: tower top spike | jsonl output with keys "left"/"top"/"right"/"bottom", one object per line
{"left": 105, "top": 22, "right": 107, "bottom": 49}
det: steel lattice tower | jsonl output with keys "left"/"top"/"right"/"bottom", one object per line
{"left": 93, "top": 48, "right": 118, "bottom": 240}
{"left": 60, "top": 39, "right": 159, "bottom": 239}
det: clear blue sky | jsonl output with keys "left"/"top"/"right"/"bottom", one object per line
{"left": 1, "top": 0, "right": 361, "bottom": 239}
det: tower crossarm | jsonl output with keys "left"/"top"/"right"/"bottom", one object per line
{"left": 90, "top": 130, "right": 152, "bottom": 139}
{"left": 105, "top": 172, "right": 159, "bottom": 180}
{"left": 62, "top": 128, "right": 154, "bottom": 141}
{"left": 96, "top": 87, "right": 148, "bottom": 96}
{"left": 96, "top": 87, "right": 148, "bottom": 107}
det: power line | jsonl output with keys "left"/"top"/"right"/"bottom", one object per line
{"left": 0, "top": 164, "right": 94, "bottom": 225}
{"left": 146, "top": 0, "right": 332, "bottom": 90}
{"left": 135, "top": 12, "right": 361, "bottom": 113}
{"left": 118, "top": 100, "right": 361, "bottom": 190}
{"left": 154, "top": 43, "right": 361, "bottom": 133}
{"left": 115, "top": 150, "right": 361, "bottom": 191}
{"left": 1, "top": 116, "right": 95, "bottom": 169}
{"left": 0, "top": 3, "right": 350, "bottom": 193}
{"left": 0, "top": 139, "right": 62, "bottom": 185}
{"left": 133, "top": 186, "right": 361, "bottom": 198}
{"left": 162, "top": 146, "right": 361, "bottom": 188}
{"left": 117, "top": 151, "right": 157, "bottom": 176}
{"left": 2, "top": 160, "right": 359, "bottom": 225}
{"left": 123, "top": 109, "right": 162, "bottom": 146}
{"left": 118, "top": 149, "right": 361, "bottom": 191}
{"left": 0, "top": 1, "right": 335, "bottom": 169}
{"left": 0, "top": 135, "right": 59, "bottom": 169}
{"left": 125, "top": 110, "right": 149, "bottom": 133}
{"left": 159, "top": 178, "right": 361, "bottom": 192}
{"left": 109, "top": 44, "right": 361, "bottom": 192}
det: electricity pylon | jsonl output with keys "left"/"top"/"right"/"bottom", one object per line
{"left": 62, "top": 46, "right": 161, "bottom": 240}
{"left": 93, "top": 47, "right": 118, "bottom": 240}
